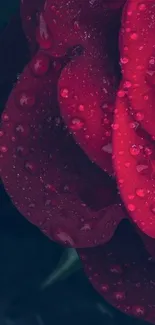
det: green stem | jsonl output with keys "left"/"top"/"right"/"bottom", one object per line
{"left": 41, "top": 248, "right": 81, "bottom": 290}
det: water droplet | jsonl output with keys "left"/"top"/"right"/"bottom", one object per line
{"left": 136, "top": 162, "right": 149, "bottom": 174}
{"left": 1, "top": 113, "right": 9, "bottom": 122}
{"left": 110, "top": 265, "right": 123, "bottom": 274}
{"left": 136, "top": 188, "right": 146, "bottom": 198}
{"left": 44, "top": 199, "right": 52, "bottom": 207}
{"left": 113, "top": 291, "right": 126, "bottom": 301}
{"left": 24, "top": 161, "right": 37, "bottom": 174}
{"left": 117, "top": 90, "right": 126, "bottom": 98}
{"left": 45, "top": 183, "right": 57, "bottom": 192}
{"left": 128, "top": 194, "right": 135, "bottom": 200}
{"left": 16, "top": 91, "right": 35, "bottom": 109}
{"left": 129, "top": 121, "right": 139, "bottom": 130}
{"left": 74, "top": 21, "right": 80, "bottom": 30}
{"left": 102, "top": 143, "right": 112, "bottom": 154}
{"left": 31, "top": 53, "right": 50, "bottom": 76}
{"left": 80, "top": 223, "right": 91, "bottom": 231}
{"left": 78, "top": 104, "right": 85, "bottom": 112}
{"left": 144, "top": 147, "right": 152, "bottom": 156}
{"left": 70, "top": 117, "right": 84, "bottom": 131}
{"left": 0, "top": 145, "right": 8, "bottom": 153}
{"left": 130, "top": 145, "right": 140, "bottom": 156}
{"left": 150, "top": 203, "right": 155, "bottom": 214}
{"left": 16, "top": 146, "right": 29, "bottom": 157}
{"left": 120, "top": 57, "right": 129, "bottom": 64}
{"left": 55, "top": 231, "right": 74, "bottom": 246}
{"left": 136, "top": 112, "right": 144, "bottom": 121}
{"left": 123, "top": 80, "right": 132, "bottom": 89}
{"left": 15, "top": 124, "right": 30, "bottom": 137}
{"left": 128, "top": 203, "right": 136, "bottom": 212}
{"left": 132, "top": 306, "right": 146, "bottom": 317}
{"left": 101, "top": 284, "right": 109, "bottom": 293}
{"left": 112, "top": 123, "right": 119, "bottom": 130}
{"left": 138, "top": 3, "right": 146, "bottom": 11}
{"left": 60, "top": 88, "right": 69, "bottom": 98}
{"left": 0, "top": 130, "right": 4, "bottom": 137}
{"left": 130, "top": 32, "right": 138, "bottom": 40}
{"left": 28, "top": 202, "right": 36, "bottom": 209}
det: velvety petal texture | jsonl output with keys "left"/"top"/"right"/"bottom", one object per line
{"left": 78, "top": 220, "right": 155, "bottom": 324}
{"left": 1, "top": 0, "right": 155, "bottom": 323}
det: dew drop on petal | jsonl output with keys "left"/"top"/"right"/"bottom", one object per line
{"left": 136, "top": 163, "right": 149, "bottom": 174}
{"left": 128, "top": 203, "right": 136, "bottom": 212}
{"left": 113, "top": 291, "right": 126, "bottom": 301}
{"left": 130, "top": 145, "right": 140, "bottom": 156}
{"left": 101, "top": 284, "right": 109, "bottom": 293}
{"left": 150, "top": 203, "right": 155, "bottom": 214}
{"left": 78, "top": 104, "right": 85, "bottom": 112}
{"left": 123, "top": 80, "right": 132, "bottom": 89}
{"left": 102, "top": 143, "right": 112, "bottom": 154}
{"left": 0, "top": 145, "right": 8, "bottom": 153}
{"left": 136, "top": 112, "right": 144, "bottom": 121}
{"left": 70, "top": 117, "right": 84, "bottom": 131}
{"left": 117, "top": 90, "right": 126, "bottom": 98}
{"left": 130, "top": 32, "right": 138, "bottom": 40}
{"left": 31, "top": 54, "right": 50, "bottom": 76}
{"left": 45, "top": 183, "right": 57, "bottom": 192}
{"left": 110, "top": 265, "right": 123, "bottom": 274}
{"left": 120, "top": 57, "right": 129, "bottom": 64}
{"left": 138, "top": 3, "right": 146, "bottom": 11}
{"left": 1, "top": 113, "right": 9, "bottom": 122}
{"left": 15, "top": 124, "right": 30, "bottom": 137}
{"left": 60, "top": 88, "right": 69, "bottom": 98}
{"left": 132, "top": 306, "right": 146, "bottom": 317}
{"left": 16, "top": 146, "right": 29, "bottom": 157}
{"left": 136, "top": 188, "right": 146, "bottom": 198}
{"left": 16, "top": 91, "right": 35, "bottom": 109}
{"left": 55, "top": 231, "right": 75, "bottom": 246}
{"left": 144, "top": 147, "right": 152, "bottom": 156}
{"left": 24, "top": 161, "right": 37, "bottom": 174}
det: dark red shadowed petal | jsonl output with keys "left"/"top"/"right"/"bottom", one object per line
{"left": 78, "top": 220, "right": 155, "bottom": 324}
{"left": 42, "top": 0, "right": 122, "bottom": 175}
{"left": 0, "top": 50, "right": 125, "bottom": 248}
{"left": 120, "top": 0, "right": 155, "bottom": 138}
{"left": 20, "top": 0, "right": 45, "bottom": 55}
{"left": 113, "top": 93, "right": 155, "bottom": 238}
{"left": 58, "top": 50, "right": 116, "bottom": 175}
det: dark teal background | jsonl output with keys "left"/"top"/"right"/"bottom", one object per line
{"left": 0, "top": 0, "right": 19, "bottom": 29}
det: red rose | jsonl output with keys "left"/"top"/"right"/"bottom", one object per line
{"left": 1, "top": 0, "right": 155, "bottom": 323}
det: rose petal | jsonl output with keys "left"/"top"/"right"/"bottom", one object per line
{"left": 58, "top": 48, "right": 116, "bottom": 175}
{"left": 43, "top": 0, "right": 121, "bottom": 174}
{"left": 78, "top": 220, "right": 155, "bottom": 324}
{"left": 120, "top": 0, "right": 155, "bottom": 138}
{"left": 113, "top": 93, "right": 155, "bottom": 238}
{"left": 0, "top": 50, "right": 125, "bottom": 248}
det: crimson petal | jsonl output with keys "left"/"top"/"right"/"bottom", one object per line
{"left": 0, "top": 50, "right": 125, "bottom": 248}
{"left": 120, "top": 0, "right": 155, "bottom": 138}
{"left": 113, "top": 93, "right": 155, "bottom": 238}
{"left": 43, "top": 0, "right": 123, "bottom": 175}
{"left": 78, "top": 220, "right": 155, "bottom": 324}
